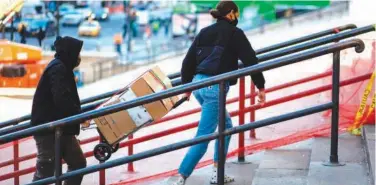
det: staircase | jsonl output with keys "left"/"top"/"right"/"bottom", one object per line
{"left": 141, "top": 125, "right": 375, "bottom": 185}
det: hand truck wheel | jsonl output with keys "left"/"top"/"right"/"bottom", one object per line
{"left": 94, "top": 143, "right": 112, "bottom": 162}
{"left": 112, "top": 143, "right": 120, "bottom": 153}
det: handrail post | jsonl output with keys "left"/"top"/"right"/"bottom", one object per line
{"left": 218, "top": 81, "right": 226, "bottom": 185}
{"left": 235, "top": 77, "right": 248, "bottom": 164}
{"left": 13, "top": 140, "right": 19, "bottom": 185}
{"left": 323, "top": 51, "right": 345, "bottom": 167}
{"left": 55, "top": 127, "right": 63, "bottom": 185}
{"left": 249, "top": 82, "right": 256, "bottom": 138}
{"left": 128, "top": 134, "right": 134, "bottom": 172}
{"left": 99, "top": 136, "right": 106, "bottom": 185}
{"left": 99, "top": 163, "right": 105, "bottom": 185}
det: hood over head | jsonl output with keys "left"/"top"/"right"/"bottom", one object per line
{"left": 54, "top": 36, "right": 83, "bottom": 70}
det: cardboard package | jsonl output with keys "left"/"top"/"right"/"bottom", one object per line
{"left": 93, "top": 66, "right": 179, "bottom": 145}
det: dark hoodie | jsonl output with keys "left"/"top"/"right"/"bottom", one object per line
{"left": 31, "top": 36, "right": 83, "bottom": 136}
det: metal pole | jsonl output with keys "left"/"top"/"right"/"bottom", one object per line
{"left": 13, "top": 140, "right": 19, "bottom": 185}
{"left": 249, "top": 83, "right": 256, "bottom": 138}
{"left": 55, "top": 127, "right": 62, "bottom": 185}
{"left": 56, "top": 1, "right": 60, "bottom": 37}
{"left": 237, "top": 78, "right": 245, "bottom": 162}
{"left": 99, "top": 63, "right": 103, "bottom": 80}
{"left": 99, "top": 164, "right": 105, "bottom": 185}
{"left": 99, "top": 133, "right": 106, "bottom": 185}
{"left": 1, "top": 25, "right": 5, "bottom": 39}
{"left": 127, "top": 9, "right": 132, "bottom": 52}
{"left": 323, "top": 51, "right": 344, "bottom": 166}
{"left": 128, "top": 134, "right": 134, "bottom": 172}
{"left": 260, "top": 15, "right": 265, "bottom": 34}
{"left": 218, "top": 82, "right": 226, "bottom": 185}
{"left": 10, "top": 17, "right": 14, "bottom": 41}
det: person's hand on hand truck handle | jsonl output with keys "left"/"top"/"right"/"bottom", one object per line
{"left": 183, "top": 92, "right": 192, "bottom": 101}
{"left": 81, "top": 120, "right": 91, "bottom": 128}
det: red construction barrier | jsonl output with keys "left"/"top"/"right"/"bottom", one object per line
{"left": 0, "top": 72, "right": 370, "bottom": 184}
{"left": 321, "top": 40, "right": 375, "bottom": 124}
{"left": 0, "top": 46, "right": 373, "bottom": 185}
{"left": 111, "top": 120, "right": 352, "bottom": 185}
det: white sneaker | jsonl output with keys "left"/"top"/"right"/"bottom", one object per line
{"left": 172, "top": 176, "right": 186, "bottom": 185}
{"left": 210, "top": 167, "right": 235, "bottom": 184}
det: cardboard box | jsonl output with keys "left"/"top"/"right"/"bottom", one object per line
{"left": 94, "top": 95, "right": 139, "bottom": 144}
{"left": 149, "top": 66, "right": 179, "bottom": 105}
{"left": 142, "top": 72, "right": 174, "bottom": 111}
{"left": 130, "top": 77, "right": 170, "bottom": 121}
{"left": 93, "top": 66, "right": 180, "bottom": 145}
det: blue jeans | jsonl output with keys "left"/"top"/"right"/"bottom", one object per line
{"left": 178, "top": 74, "right": 233, "bottom": 177}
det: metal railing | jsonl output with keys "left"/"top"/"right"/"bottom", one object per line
{"left": 0, "top": 25, "right": 373, "bottom": 184}
{"left": 0, "top": 66, "right": 372, "bottom": 184}
{"left": 0, "top": 39, "right": 365, "bottom": 185}
{"left": 0, "top": 23, "right": 362, "bottom": 131}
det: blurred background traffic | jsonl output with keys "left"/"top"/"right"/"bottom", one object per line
{"left": 0, "top": 0, "right": 333, "bottom": 88}
{"left": 1, "top": 0, "right": 327, "bottom": 52}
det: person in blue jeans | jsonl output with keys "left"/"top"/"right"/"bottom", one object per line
{"left": 174, "top": 1, "right": 266, "bottom": 185}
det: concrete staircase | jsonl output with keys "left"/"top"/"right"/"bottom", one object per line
{"left": 363, "top": 125, "right": 375, "bottom": 185}
{"left": 142, "top": 125, "right": 375, "bottom": 185}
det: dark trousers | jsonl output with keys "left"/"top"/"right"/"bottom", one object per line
{"left": 20, "top": 36, "right": 26, "bottom": 44}
{"left": 32, "top": 135, "right": 87, "bottom": 185}
{"left": 115, "top": 44, "right": 122, "bottom": 55}
{"left": 38, "top": 39, "right": 43, "bottom": 47}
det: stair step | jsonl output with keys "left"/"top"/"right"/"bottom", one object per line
{"left": 142, "top": 153, "right": 264, "bottom": 185}
{"left": 310, "top": 133, "right": 365, "bottom": 163}
{"left": 307, "top": 162, "right": 368, "bottom": 185}
{"left": 252, "top": 169, "right": 308, "bottom": 185}
{"left": 259, "top": 149, "right": 311, "bottom": 170}
{"left": 251, "top": 149, "right": 311, "bottom": 185}
{"left": 307, "top": 135, "right": 369, "bottom": 185}
{"left": 362, "top": 125, "right": 375, "bottom": 185}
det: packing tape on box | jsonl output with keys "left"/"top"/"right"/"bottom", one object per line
{"left": 150, "top": 69, "right": 170, "bottom": 89}
{"left": 120, "top": 88, "right": 153, "bottom": 127}
{"left": 149, "top": 69, "right": 175, "bottom": 107}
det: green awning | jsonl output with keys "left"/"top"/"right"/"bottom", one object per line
{"left": 190, "top": 0, "right": 330, "bottom": 21}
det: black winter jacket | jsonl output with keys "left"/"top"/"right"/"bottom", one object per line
{"left": 31, "top": 36, "right": 83, "bottom": 136}
{"left": 181, "top": 18, "right": 265, "bottom": 89}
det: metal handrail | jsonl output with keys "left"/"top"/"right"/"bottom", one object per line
{"left": 255, "top": 23, "right": 356, "bottom": 54}
{"left": 1, "top": 24, "right": 374, "bottom": 136}
{"left": 168, "top": 23, "right": 357, "bottom": 79}
{"left": 15, "top": 39, "right": 364, "bottom": 185}
{"left": 0, "top": 24, "right": 362, "bottom": 130}
{"left": 0, "top": 39, "right": 364, "bottom": 143}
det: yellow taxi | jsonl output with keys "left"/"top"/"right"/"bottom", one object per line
{"left": 78, "top": 20, "right": 101, "bottom": 37}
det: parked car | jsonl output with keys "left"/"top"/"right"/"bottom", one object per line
{"left": 23, "top": 18, "right": 56, "bottom": 37}
{"left": 5, "top": 18, "right": 20, "bottom": 32}
{"left": 91, "top": 7, "right": 109, "bottom": 21}
{"left": 61, "top": 11, "right": 85, "bottom": 26}
{"left": 75, "top": 4, "right": 93, "bottom": 19}
{"left": 58, "top": 3, "right": 75, "bottom": 18}
{"left": 78, "top": 20, "right": 101, "bottom": 37}
{"left": 18, "top": 10, "right": 56, "bottom": 38}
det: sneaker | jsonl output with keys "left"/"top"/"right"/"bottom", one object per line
{"left": 172, "top": 176, "right": 186, "bottom": 185}
{"left": 210, "top": 167, "right": 235, "bottom": 184}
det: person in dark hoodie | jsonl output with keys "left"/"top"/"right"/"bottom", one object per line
{"left": 31, "top": 36, "right": 86, "bottom": 184}
{"left": 174, "top": 1, "right": 265, "bottom": 185}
